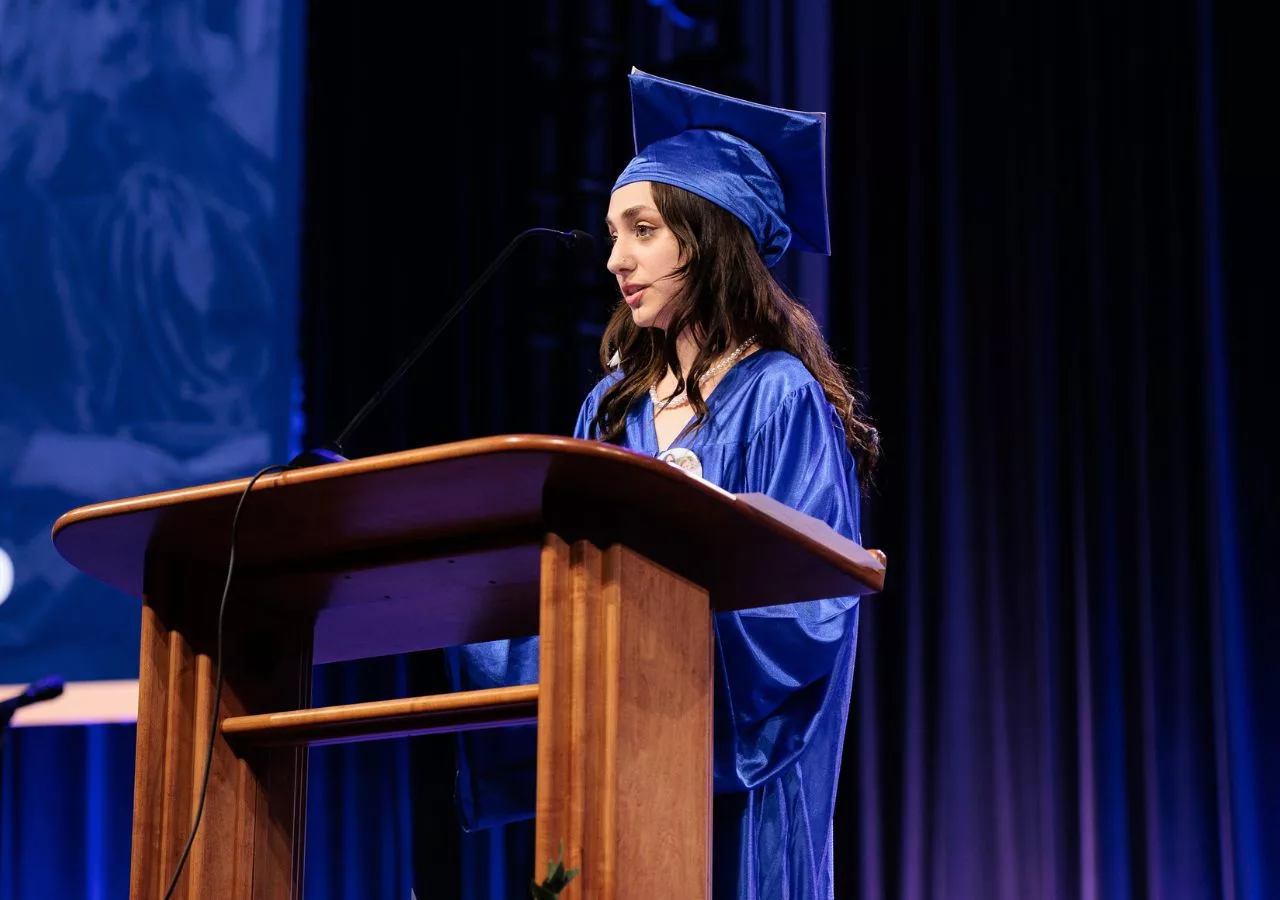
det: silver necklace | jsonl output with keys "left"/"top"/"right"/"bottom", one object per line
{"left": 650, "top": 336, "right": 759, "bottom": 411}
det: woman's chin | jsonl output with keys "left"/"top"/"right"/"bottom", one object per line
{"left": 628, "top": 308, "right": 656, "bottom": 329}
{"left": 628, "top": 307, "right": 671, "bottom": 331}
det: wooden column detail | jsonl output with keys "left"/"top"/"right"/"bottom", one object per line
{"left": 129, "top": 559, "right": 313, "bottom": 899}
{"left": 534, "top": 535, "right": 713, "bottom": 898}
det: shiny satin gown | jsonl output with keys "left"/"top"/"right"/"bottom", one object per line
{"left": 445, "top": 349, "right": 862, "bottom": 899}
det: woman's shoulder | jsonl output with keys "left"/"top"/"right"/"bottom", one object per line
{"left": 734, "top": 349, "right": 822, "bottom": 403}
{"left": 584, "top": 368, "right": 625, "bottom": 402}
{"left": 728, "top": 349, "right": 847, "bottom": 446}
{"left": 577, "top": 368, "right": 626, "bottom": 420}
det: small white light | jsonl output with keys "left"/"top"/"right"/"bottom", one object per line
{"left": 0, "top": 546, "right": 13, "bottom": 606}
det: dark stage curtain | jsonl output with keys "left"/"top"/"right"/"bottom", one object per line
{"left": 829, "top": 0, "right": 1277, "bottom": 896}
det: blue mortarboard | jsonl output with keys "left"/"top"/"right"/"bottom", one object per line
{"left": 612, "top": 67, "right": 830, "bottom": 267}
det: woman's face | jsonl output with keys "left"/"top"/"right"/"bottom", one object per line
{"left": 606, "top": 181, "right": 685, "bottom": 330}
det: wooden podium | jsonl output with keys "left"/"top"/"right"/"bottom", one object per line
{"left": 52, "top": 435, "right": 885, "bottom": 898}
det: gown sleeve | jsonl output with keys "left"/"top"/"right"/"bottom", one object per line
{"left": 572, "top": 387, "right": 597, "bottom": 440}
{"left": 711, "top": 381, "right": 863, "bottom": 793}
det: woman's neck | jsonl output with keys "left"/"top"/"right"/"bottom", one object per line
{"left": 673, "top": 329, "right": 700, "bottom": 377}
{"left": 657, "top": 329, "right": 758, "bottom": 396}
{"left": 651, "top": 329, "right": 701, "bottom": 398}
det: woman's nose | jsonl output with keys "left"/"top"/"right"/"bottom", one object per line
{"left": 607, "top": 241, "right": 632, "bottom": 275}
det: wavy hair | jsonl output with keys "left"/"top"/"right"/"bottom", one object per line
{"left": 590, "top": 182, "right": 880, "bottom": 493}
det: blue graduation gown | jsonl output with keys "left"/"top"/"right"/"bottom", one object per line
{"left": 446, "top": 349, "right": 862, "bottom": 899}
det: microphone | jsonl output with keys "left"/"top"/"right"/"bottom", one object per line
{"left": 290, "top": 227, "right": 596, "bottom": 468}
{"left": 560, "top": 229, "right": 595, "bottom": 250}
{"left": 0, "top": 676, "right": 65, "bottom": 718}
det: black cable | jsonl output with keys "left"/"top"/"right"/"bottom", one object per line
{"left": 162, "top": 463, "right": 287, "bottom": 900}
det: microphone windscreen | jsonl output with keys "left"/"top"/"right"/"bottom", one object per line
{"left": 565, "top": 229, "right": 595, "bottom": 249}
{"left": 28, "top": 676, "right": 65, "bottom": 702}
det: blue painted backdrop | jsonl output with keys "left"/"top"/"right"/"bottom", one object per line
{"left": 0, "top": 0, "right": 302, "bottom": 684}
{"left": 0, "top": 1, "right": 302, "bottom": 894}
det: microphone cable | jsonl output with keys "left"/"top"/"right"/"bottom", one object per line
{"left": 161, "top": 463, "right": 286, "bottom": 900}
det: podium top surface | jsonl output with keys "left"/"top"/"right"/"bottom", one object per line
{"left": 53, "top": 436, "right": 884, "bottom": 658}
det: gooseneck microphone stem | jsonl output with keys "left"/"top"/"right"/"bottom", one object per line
{"left": 1, "top": 676, "right": 65, "bottom": 754}
{"left": 0, "top": 676, "right": 65, "bottom": 720}
{"left": 331, "top": 227, "right": 538, "bottom": 450}
{"left": 294, "top": 226, "right": 592, "bottom": 468}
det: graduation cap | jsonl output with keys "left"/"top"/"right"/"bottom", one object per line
{"left": 612, "top": 67, "right": 830, "bottom": 267}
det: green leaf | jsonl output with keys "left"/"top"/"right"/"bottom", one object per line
{"left": 530, "top": 841, "right": 580, "bottom": 897}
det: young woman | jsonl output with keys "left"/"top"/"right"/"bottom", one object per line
{"left": 450, "top": 68, "right": 879, "bottom": 899}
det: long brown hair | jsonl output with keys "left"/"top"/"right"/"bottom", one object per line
{"left": 590, "top": 182, "right": 880, "bottom": 493}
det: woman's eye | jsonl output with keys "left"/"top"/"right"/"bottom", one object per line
{"left": 635, "top": 224, "right": 654, "bottom": 237}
